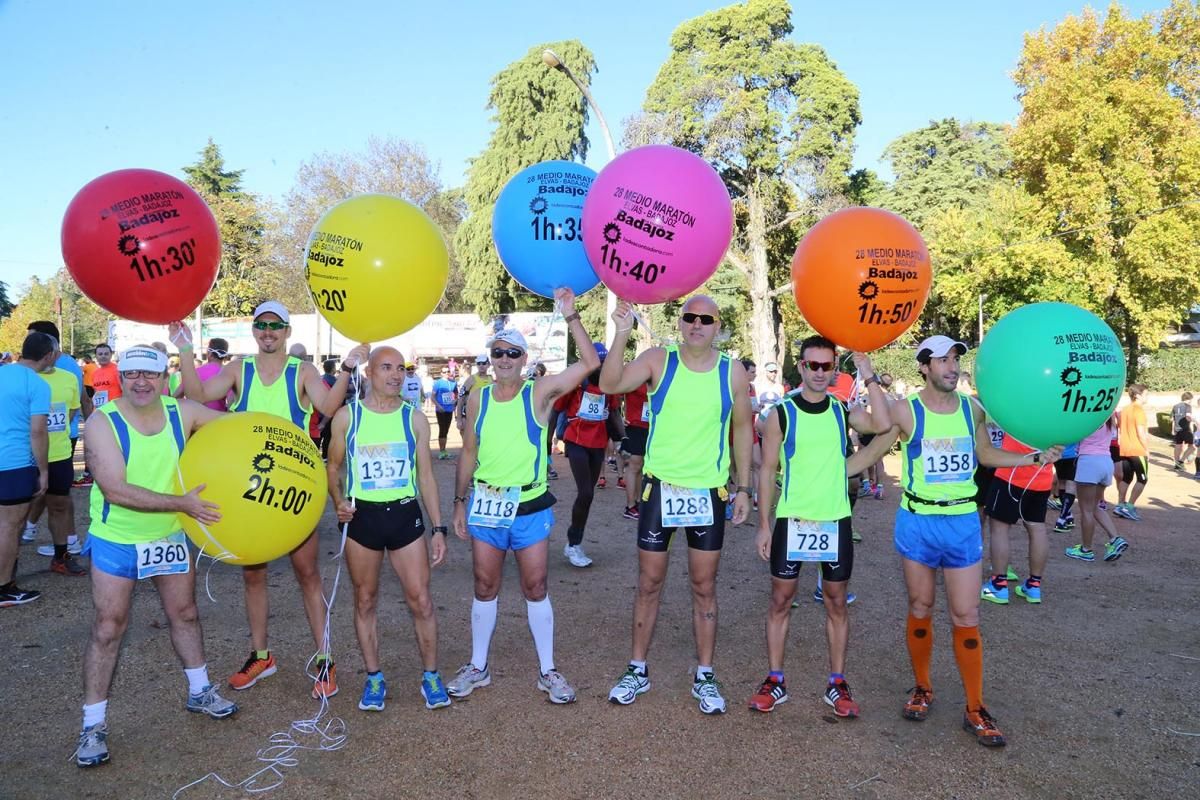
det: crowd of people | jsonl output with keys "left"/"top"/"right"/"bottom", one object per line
{"left": 0, "top": 295, "right": 1173, "bottom": 768}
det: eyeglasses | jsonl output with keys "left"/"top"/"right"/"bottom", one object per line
{"left": 252, "top": 321, "right": 288, "bottom": 331}
{"left": 680, "top": 312, "right": 718, "bottom": 326}
{"left": 121, "top": 370, "right": 162, "bottom": 379}
{"left": 491, "top": 347, "right": 524, "bottom": 360}
{"left": 801, "top": 360, "right": 835, "bottom": 373}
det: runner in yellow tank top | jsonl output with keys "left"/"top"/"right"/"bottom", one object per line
{"left": 447, "top": 288, "right": 600, "bottom": 705}
{"left": 325, "top": 346, "right": 451, "bottom": 712}
{"left": 598, "top": 296, "right": 754, "bottom": 715}
{"left": 891, "top": 335, "right": 1064, "bottom": 749}
{"left": 171, "top": 302, "right": 370, "bottom": 700}
{"left": 750, "top": 335, "right": 895, "bottom": 718}
{"left": 74, "top": 346, "right": 237, "bottom": 769}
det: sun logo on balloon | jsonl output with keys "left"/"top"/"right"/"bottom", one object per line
{"left": 252, "top": 453, "right": 275, "bottom": 474}
{"left": 857, "top": 280, "right": 879, "bottom": 300}
{"left": 603, "top": 223, "right": 621, "bottom": 243}
{"left": 1060, "top": 367, "right": 1082, "bottom": 387}
{"left": 529, "top": 197, "right": 548, "bottom": 215}
{"left": 117, "top": 235, "right": 140, "bottom": 256}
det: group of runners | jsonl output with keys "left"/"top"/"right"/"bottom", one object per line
{"left": 0, "top": 292, "right": 1159, "bottom": 769}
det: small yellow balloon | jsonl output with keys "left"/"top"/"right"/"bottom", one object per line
{"left": 305, "top": 194, "right": 449, "bottom": 341}
{"left": 177, "top": 412, "right": 327, "bottom": 565}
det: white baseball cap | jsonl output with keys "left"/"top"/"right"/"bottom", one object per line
{"left": 252, "top": 301, "right": 290, "bottom": 324}
{"left": 475, "top": 353, "right": 489, "bottom": 364}
{"left": 916, "top": 335, "right": 968, "bottom": 363}
{"left": 488, "top": 328, "right": 528, "bottom": 352}
{"left": 119, "top": 346, "right": 169, "bottom": 373}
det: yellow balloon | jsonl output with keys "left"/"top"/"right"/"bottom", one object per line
{"left": 177, "top": 412, "right": 327, "bottom": 565}
{"left": 305, "top": 194, "right": 449, "bottom": 341}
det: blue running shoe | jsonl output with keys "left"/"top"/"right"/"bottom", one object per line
{"left": 812, "top": 586, "right": 857, "bottom": 604}
{"left": 1104, "top": 537, "right": 1129, "bottom": 562}
{"left": 359, "top": 673, "right": 387, "bottom": 711}
{"left": 981, "top": 578, "right": 1009, "bottom": 605}
{"left": 1014, "top": 579, "right": 1041, "bottom": 604}
{"left": 1065, "top": 545, "right": 1095, "bottom": 561}
{"left": 421, "top": 672, "right": 452, "bottom": 709}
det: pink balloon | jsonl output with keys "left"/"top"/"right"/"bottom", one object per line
{"left": 582, "top": 145, "right": 733, "bottom": 304}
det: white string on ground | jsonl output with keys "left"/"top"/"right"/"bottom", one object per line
{"left": 1165, "top": 728, "right": 1200, "bottom": 737}
{"left": 847, "top": 773, "right": 882, "bottom": 791}
{"left": 1169, "top": 652, "right": 1200, "bottom": 661}
{"left": 173, "top": 368, "right": 362, "bottom": 797}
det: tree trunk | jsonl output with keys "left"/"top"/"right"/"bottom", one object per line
{"left": 745, "top": 180, "right": 778, "bottom": 369}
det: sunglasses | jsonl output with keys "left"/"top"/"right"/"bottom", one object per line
{"left": 252, "top": 320, "right": 288, "bottom": 331}
{"left": 491, "top": 347, "right": 524, "bottom": 360}
{"left": 801, "top": 360, "right": 835, "bottom": 373}
{"left": 680, "top": 312, "right": 718, "bottom": 326}
{"left": 121, "top": 370, "right": 162, "bottom": 379}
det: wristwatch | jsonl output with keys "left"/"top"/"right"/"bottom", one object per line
{"left": 1030, "top": 452, "right": 1042, "bottom": 465}
{"left": 431, "top": 525, "right": 448, "bottom": 535}
{"left": 453, "top": 495, "right": 468, "bottom": 504}
{"left": 564, "top": 312, "right": 581, "bottom": 323}
{"left": 735, "top": 485, "right": 752, "bottom": 496}
{"left": 863, "top": 375, "right": 881, "bottom": 388}
{"left": 341, "top": 361, "right": 356, "bottom": 374}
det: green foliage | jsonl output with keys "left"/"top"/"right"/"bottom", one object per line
{"left": 271, "top": 136, "right": 464, "bottom": 314}
{"left": 456, "top": 41, "right": 595, "bottom": 320}
{"left": 0, "top": 281, "right": 13, "bottom": 319}
{"left": 0, "top": 271, "right": 110, "bottom": 356}
{"left": 183, "top": 138, "right": 247, "bottom": 197}
{"left": 1010, "top": 1, "right": 1200, "bottom": 376}
{"left": 1136, "top": 346, "right": 1200, "bottom": 392}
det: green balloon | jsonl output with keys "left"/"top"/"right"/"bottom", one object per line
{"left": 976, "top": 303, "right": 1126, "bottom": 450}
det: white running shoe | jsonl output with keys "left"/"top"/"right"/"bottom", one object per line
{"left": 564, "top": 544, "right": 593, "bottom": 568}
{"left": 446, "top": 663, "right": 491, "bottom": 697}
{"left": 608, "top": 666, "right": 650, "bottom": 705}
{"left": 692, "top": 672, "right": 727, "bottom": 715}
{"left": 538, "top": 669, "right": 577, "bottom": 704}
{"left": 21, "top": 523, "right": 37, "bottom": 544}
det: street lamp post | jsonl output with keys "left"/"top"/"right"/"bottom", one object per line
{"left": 542, "top": 49, "right": 619, "bottom": 344}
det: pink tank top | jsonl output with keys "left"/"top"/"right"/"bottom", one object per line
{"left": 196, "top": 362, "right": 229, "bottom": 411}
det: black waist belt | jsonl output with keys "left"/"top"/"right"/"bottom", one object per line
{"left": 904, "top": 491, "right": 974, "bottom": 508}
{"left": 355, "top": 496, "right": 417, "bottom": 508}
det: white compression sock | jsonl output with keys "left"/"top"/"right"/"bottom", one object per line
{"left": 471, "top": 597, "right": 498, "bottom": 670}
{"left": 526, "top": 596, "right": 556, "bottom": 675}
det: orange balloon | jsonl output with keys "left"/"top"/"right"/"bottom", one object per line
{"left": 791, "top": 207, "right": 931, "bottom": 351}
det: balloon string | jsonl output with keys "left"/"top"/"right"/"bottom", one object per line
{"left": 172, "top": 367, "right": 361, "bottom": 798}
{"left": 629, "top": 307, "right": 663, "bottom": 345}
{"left": 529, "top": 297, "right": 563, "bottom": 369}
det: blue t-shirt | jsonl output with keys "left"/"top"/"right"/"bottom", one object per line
{"left": 0, "top": 363, "right": 52, "bottom": 470}
{"left": 432, "top": 378, "right": 458, "bottom": 413}
{"left": 1062, "top": 442, "right": 1079, "bottom": 459}
{"left": 54, "top": 354, "right": 84, "bottom": 438}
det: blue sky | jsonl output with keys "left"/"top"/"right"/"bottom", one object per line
{"left": 0, "top": 0, "right": 1163, "bottom": 293}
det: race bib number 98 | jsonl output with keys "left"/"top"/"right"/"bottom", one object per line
{"left": 579, "top": 391, "right": 607, "bottom": 422}
{"left": 921, "top": 437, "right": 975, "bottom": 483}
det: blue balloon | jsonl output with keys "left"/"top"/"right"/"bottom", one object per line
{"left": 492, "top": 160, "right": 600, "bottom": 298}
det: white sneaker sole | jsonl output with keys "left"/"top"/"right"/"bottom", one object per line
{"left": 608, "top": 681, "right": 650, "bottom": 705}
{"left": 447, "top": 674, "right": 491, "bottom": 698}
{"left": 538, "top": 681, "right": 577, "bottom": 704}
{"left": 230, "top": 664, "right": 277, "bottom": 691}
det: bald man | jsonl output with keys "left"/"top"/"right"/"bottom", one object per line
{"left": 326, "top": 346, "right": 450, "bottom": 712}
{"left": 599, "top": 295, "right": 753, "bottom": 715}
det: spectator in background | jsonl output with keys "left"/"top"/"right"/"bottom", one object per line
{"left": 27, "top": 322, "right": 91, "bottom": 490}
{"left": 1171, "top": 391, "right": 1194, "bottom": 471}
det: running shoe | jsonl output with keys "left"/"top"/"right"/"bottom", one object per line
{"left": 359, "top": 674, "right": 386, "bottom": 711}
{"left": 608, "top": 666, "right": 650, "bottom": 705}
{"left": 20, "top": 522, "right": 37, "bottom": 543}
{"left": 564, "top": 543, "right": 593, "bottom": 568}
{"left": 851, "top": 530, "right": 862, "bottom": 543}
{"left": 1125, "top": 505, "right": 1142, "bottom": 522}
{"left": 692, "top": 672, "right": 727, "bottom": 715}
{"left": 617, "top": 476, "right": 627, "bottom": 489}
{"left": 963, "top": 706, "right": 1007, "bottom": 747}
{"left": 71, "top": 475, "right": 94, "bottom": 488}
{"left": 1065, "top": 544, "right": 1095, "bottom": 561}
{"left": 538, "top": 669, "right": 577, "bottom": 704}
{"left": 1112, "top": 503, "right": 1134, "bottom": 520}
{"left": 622, "top": 506, "right": 640, "bottom": 521}
{"left": 1053, "top": 519, "right": 1072, "bottom": 533}
{"left": 1014, "top": 579, "right": 1041, "bottom": 604}
{"left": 608, "top": 457, "right": 618, "bottom": 472}
{"left": 858, "top": 480, "right": 873, "bottom": 497}
{"left": 0, "top": 585, "right": 41, "bottom": 607}
{"left": 902, "top": 686, "right": 934, "bottom": 721}
{"left": 748, "top": 677, "right": 788, "bottom": 712}
{"left": 596, "top": 476, "right": 606, "bottom": 490}
{"left": 74, "top": 723, "right": 109, "bottom": 768}
{"left": 229, "top": 651, "right": 277, "bottom": 690}
{"left": 873, "top": 484, "right": 884, "bottom": 500}
{"left": 547, "top": 467, "right": 558, "bottom": 480}
{"left": 824, "top": 678, "right": 860, "bottom": 718}
{"left": 421, "top": 672, "right": 451, "bottom": 709}
{"left": 186, "top": 684, "right": 239, "bottom": 718}
{"left": 447, "top": 663, "right": 491, "bottom": 697}
{"left": 980, "top": 578, "right": 1009, "bottom": 605}
{"left": 312, "top": 659, "right": 338, "bottom": 699}
{"left": 51, "top": 555, "right": 88, "bottom": 577}
{"left": 1175, "top": 460, "right": 1185, "bottom": 471}
{"left": 38, "top": 539, "right": 82, "bottom": 556}
{"left": 1046, "top": 496, "right": 1062, "bottom": 511}
{"left": 1005, "top": 565, "right": 1020, "bottom": 582}
{"left": 1104, "top": 537, "right": 1129, "bottom": 561}
{"left": 812, "top": 586, "right": 857, "bottom": 605}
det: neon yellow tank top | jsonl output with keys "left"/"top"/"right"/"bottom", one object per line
{"left": 345, "top": 403, "right": 418, "bottom": 503}
{"left": 89, "top": 397, "right": 187, "bottom": 544}
{"left": 900, "top": 393, "right": 978, "bottom": 515}
{"left": 644, "top": 347, "right": 734, "bottom": 489}
{"left": 775, "top": 396, "right": 851, "bottom": 520}
{"left": 39, "top": 368, "right": 80, "bottom": 463}
{"left": 473, "top": 381, "right": 547, "bottom": 503}
{"left": 230, "top": 356, "right": 311, "bottom": 431}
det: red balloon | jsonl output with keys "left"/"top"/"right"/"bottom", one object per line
{"left": 61, "top": 169, "right": 220, "bottom": 324}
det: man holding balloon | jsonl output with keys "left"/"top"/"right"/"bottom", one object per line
{"left": 891, "top": 335, "right": 1063, "bottom": 748}
{"left": 172, "top": 305, "right": 370, "bottom": 700}
{"left": 448, "top": 288, "right": 598, "bottom": 705}
{"left": 74, "top": 346, "right": 237, "bottom": 768}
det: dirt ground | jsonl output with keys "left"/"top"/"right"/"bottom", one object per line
{"left": 2, "top": 417, "right": 1197, "bottom": 800}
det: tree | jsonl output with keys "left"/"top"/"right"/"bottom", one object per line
{"left": 880, "top": 119, "right": 1011, "bottom": 231}
{"left": 1010, "top": 1, "right": 1200, "bottom": 377}
{"left": 271, "top": 136, "right": 465, "bottom": 314}
{"left": 456, "top": 41, "right": 595, "bottom": 320}
{"left": 630, "top": 0, "right": 862, "bottom": 367}
{"left": 182, "top": 140, "right": 272, "bottom": 317}
{"left": 0, "top": 271, "right": 110, "bottom": 356}
{"left": 0, "top": 281, "right": 13, "bottom": 319}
